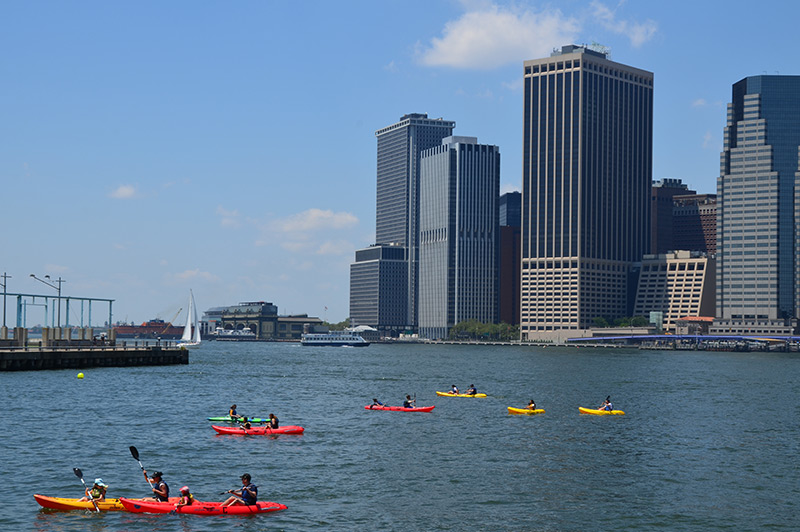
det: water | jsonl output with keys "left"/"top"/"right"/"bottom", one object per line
{"left": 2, "top": 343, "right": 798, "bottom": 531}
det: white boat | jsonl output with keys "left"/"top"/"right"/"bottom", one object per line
{"left": 214, "top": 326, "right": 257, "bottom": 340}
{"left": 300, "top": 331, "right": 369, "bottom": 347}
{"left": 177, "top": 290, "right": 202, "bottom": 348}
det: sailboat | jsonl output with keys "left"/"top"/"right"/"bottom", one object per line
{"left": 177, "top": 290, "right": 202, "bottom": 348}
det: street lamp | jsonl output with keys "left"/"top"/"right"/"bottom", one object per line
{"left": 30, "top": 274, "right": 65, "bottom": 328}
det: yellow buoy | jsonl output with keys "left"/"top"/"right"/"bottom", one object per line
{"left": 77, "top": 372, "right": 84, "bottom": 379}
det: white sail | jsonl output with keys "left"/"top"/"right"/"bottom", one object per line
{"left": 179, "top": 290, "right": 201, "bottom": 347}
{"left": 191, "top": 293, "right": 201, "bottom": 343}
{"left": 180, "top": 291, "right": 193, "bottom": 342}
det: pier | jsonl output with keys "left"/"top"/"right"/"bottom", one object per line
{"left": 0, "top": 326, "right": 188, "bottom": 371}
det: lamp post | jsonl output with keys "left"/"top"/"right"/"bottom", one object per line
{"left": 0, "top": 272, "right": 9, "bottom": 329}
{"left": 30, "top": 274, "right": 65, "bottom": 328}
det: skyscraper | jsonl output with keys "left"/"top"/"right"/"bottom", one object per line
{"left": 712, "top": 76, "right": 800, "bottom": 335}
{"left": 499, "top": 192, "right": 521, "bottom": 326}
{"left": 349, "top": 113, "right": 454, "bottom": 334}
{"left": 520, "top": 45, "right": 653, "bottom": 339}
{"left": 418, "top": 136, "right": 500, "bottom": 339}
{"left": 651, "top": 178, "right": 695, "bottom": 254}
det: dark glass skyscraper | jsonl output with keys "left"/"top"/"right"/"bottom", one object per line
{"left": 712, "top": 76, "right": 800, "bottom": 334}
{"left": 520, "top": 45, "right": 653, "bottom": 338}
{"left": 374, "top": 113, "right": 455, "bottom": 328}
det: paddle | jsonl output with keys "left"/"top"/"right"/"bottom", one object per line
{"left": 129, "top": 446, "right": 154, "bottom": 489}
{"left": 73, "top": 467, "right": 100, "bottom": 513}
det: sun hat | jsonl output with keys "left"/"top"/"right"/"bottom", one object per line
{"left": 94, "top": 478, "right": 107, "bottom": 487}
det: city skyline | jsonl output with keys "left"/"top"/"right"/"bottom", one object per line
{"left": 2, "top": 1, "right": 798, "bottom": 324}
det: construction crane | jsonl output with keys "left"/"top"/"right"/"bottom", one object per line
{"left": 160, "top": 308, "right": 183, "bottom": 334}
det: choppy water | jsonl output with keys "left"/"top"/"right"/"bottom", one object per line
{"left": 1, "top": 342, "right": 798, "bottom": 531}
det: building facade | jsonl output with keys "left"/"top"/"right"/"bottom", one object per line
{"left": 218, "top": 301, "right": 322, "bottom": 340}
{"left": 651, "top": 178, "right": 695, "bottom": 254}
{"left": 633, "top": 251, "right": 716, "bottom": 333}
{"left": 499, "top": 192, "right": 521, "bottom": 325}
{"left": 520, "top": 45, "right": 654, "bottom": 338}
{"left": 673, "top": 193, "right": 717, "bottom": 255}
{"left": 712, "top": 76, "right": 800, "bottom": 335}
{"left": 349, "top": 244, "right": 408, "bottom": 337}
{"left": 374, "top": 113, "right": 456, "bottom": 330}
{"left": 418, "top": 136, "right": 500, "bottom": 339}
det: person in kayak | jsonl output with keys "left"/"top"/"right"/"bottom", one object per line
{"left": 403, "top": 395, "right": 416, "bottom": 408}
{"left": 175, "top": 486, "right": 195, "bottom": 508}
{"left": 266, "top": 413, "right": 279, "bottom": 429}
{"left": 465, "top": 384, "right": 477, "bottom": 395}
{"left": 527, "top": 400, "right": 537, "bottom": 410}
{"left": 223, "top": 473, "right": 258, "bottom": 507}
{"left": 450, "top": 384, "right": 459, "bottom": 394}
{"left": 371, "top": 398, "right": 384, "bottom": 407}
{"left": 79, "top": 478, "right": 107, "bottom": 502}
{"left": 598, "top": 396, "right": 613, "bottom": 411}
{"left": 143, "top": 470, "right": 170, "bottom": 501}
{"left": 239, "top": 416, "right": 252, "bottom": 430}
{"left": 229, "top": 404, "right": 241, "bottom": 420}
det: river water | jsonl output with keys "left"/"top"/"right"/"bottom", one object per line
{"left": 1, "top": 342, "right": 798, "bottom": 531}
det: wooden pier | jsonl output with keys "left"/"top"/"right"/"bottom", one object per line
{"left": 0, "top": 344, "right": 188, "bottom": 371}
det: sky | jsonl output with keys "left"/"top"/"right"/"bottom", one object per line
{"left": 1, "top": 0, "right": 797, "bottom": 327}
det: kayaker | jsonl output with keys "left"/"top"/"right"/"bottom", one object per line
{"left": 598, "top": 396, "right": 613, "bottom": 411}
{"left": 267, "top": 413, "right": 279, "bottom": 429}
{"left": 222, "top": 473, "right": 258, "bottom": 507}
{"left": 79, "top": 478, "right": 107, "bottom": 502}
{"left": 175, "top": 486, "right": 195, "bottom": 508}
{"left": 229, "top": 404, "right": 241, "bottom": 420}
{"left": 466, "top": 384, "right": 477, "bottom": 395}
{"left": 143, "top": 470, "right": 170, "bottom": 501}
{"left": 239, "top": 416, "right": 252, "bottom": 430}
{"left": 450, "top": 384, "right": 459, "bottom": 394}
{"left": 527, "top": 400, "right": 536, "bottom": 410}
{"left": 403, "top": 395, "right": 415, "bottom": 408}
{"left": 371, "top": 398, "right": 384, "bottom": 407}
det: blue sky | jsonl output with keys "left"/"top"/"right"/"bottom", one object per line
{"left": 1, "top": 0, "right": 796, "bottom": 326}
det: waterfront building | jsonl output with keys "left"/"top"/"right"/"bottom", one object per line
{"left": 349, "top": 244, "right": 408, "bottom": 337}
{"left": 374, "top": 113, "right": 456, "bottom": 330}
{"left": 218, "top": 301, "right": 322, "bottom": 340}
{"left": 499, "top": 192, "right": 521, "bottom": 325}
{"left": 418, "top": 136, "right": 500, "bottom": 339}
{"left": 520, "top": 45, "right": 654, "bottom": 339}
{"left": 673, "top": 193, "right": 717, "bottom": 255}
{"left": 712, "top": 76, "right": 800, "bottom": 335}
{"left": 633, "top": 251, "right": 716, "bottom": 333}
{"left": 651, "top": 178, "right": 695, "bottom": 254}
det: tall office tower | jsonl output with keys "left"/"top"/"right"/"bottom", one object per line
{"left": 375, "top": 113, "right": 456, "bottom": 330}
{"left": 652, "top": 178, "right": 695, "bottom": 254}
{"left": 712, "top": 76, "right": 800, "bottom": 335}
{"left": 673, "top": 193, "right": 717, "bottom": 255}
{"left": 418, "top": 136, "right": 500, "bottom": 339}
{"left": 499, "top": 192, "right": 521, "bottom": 325}
{"left": 349, "top": 244, "right": 408, "bottom": 337}
{"left": 521, "top": 45, "right": 653, "bottom": 339}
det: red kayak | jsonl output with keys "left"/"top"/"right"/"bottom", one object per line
{"left": 211, "top": 424, "right": 304, "bottom": 435}
{"left": 119, "top": 497, "right": 287, "bottom": 515}
{"left": 364, "top": 404, "right": 435, "bottom": 412}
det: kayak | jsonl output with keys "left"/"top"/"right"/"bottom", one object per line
{"left": 579, "top": 407, "right": 626, "bottom": 416}
{"left": 364, "top": 404, "right": 435, "bottom": 412}
{"left": 507, "top": 406, "right": 545, "bottom": 415}
{"left": 208, "top": 416, "right": 268, "bottom": 423}
{"left": 33, "top": 494, "right": 179, "bottom": 511}
{"left": 436, "top": 391, "right": 487, "bottom": 398}
{"left": 212, "top": 424, "right": 304, "bottom": 435}
{"left": 119, "top": 497, "right": 287, "bottom": 515}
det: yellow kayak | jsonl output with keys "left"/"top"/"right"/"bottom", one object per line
{"left": 436, "top": 391, "right": 487, "bottom": 398}
{"left": 578, "top": 407, "right": 625, "bottom": 416}
{"left": 34, "top": 494, "right": 179, "bottom": 511}
{"left": 507, "top": 406, "right": 545, "bottom": 415}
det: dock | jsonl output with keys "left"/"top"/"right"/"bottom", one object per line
{"left": 0, "top": 344, "right": 188, "bottom": 371}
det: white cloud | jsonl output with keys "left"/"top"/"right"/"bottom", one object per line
{"left": 692, "top": 98, "right": 708, "bottom": 107}
{"left": 216, "top": 206, "right": 241, "bottom": 228}
{"left": 174, "top": 269, "right": 218, "bottom": 282}
{"left": 384, "top": 60, "right": 398, "bottom": 73}
{"left": 272, "top": 208, "right": 358, "bottom": 233}
{"left": 109, "top": 185, "right": 137, "bottom": 199}
{"left": 702, "top": 131, "right": 714, "bottom": 149}
{"left": 316, "top": 240, "right": 354, "bottom": 256}
{"left": 418, "top": 4, "right": 579, "bottom": 69}
{"left": 500, "top": 183, "right": 521, "bottom": 195}
{"left": 591, "top": 1, "right": 657, "bottom": 48}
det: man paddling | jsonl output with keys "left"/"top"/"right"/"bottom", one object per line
{"left": 403, "top": 395, "right": 416, "bottom": 408}
{"left": 143, "top": 470, "right": 169, "bottom": 501}
{"left": 222, "top": 473, "right": 257, "bottom": 507}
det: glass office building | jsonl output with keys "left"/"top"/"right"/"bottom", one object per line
{"left": 418, "top": 136, "right": 500, "bottom": 339}
{"left": 520, "top": 45, "right": 653, "bottom": 338}
{"left": 712, "top": 76, "right": 800, "bottom": 334}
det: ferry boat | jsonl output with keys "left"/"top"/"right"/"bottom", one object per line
{"left": 214, "top": 327, "right": 258, "bottom": 341}
{"left": 300, "top": 331, "right": 369, "bottom": 347}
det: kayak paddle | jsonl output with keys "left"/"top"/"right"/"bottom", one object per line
{"left": 72, "top": 467, "right": 100, "bottom": 512}
{"left": 129, "top": 446, "right": 154, "bottom": 488}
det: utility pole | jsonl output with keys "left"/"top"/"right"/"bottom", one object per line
{"left": 0, "top": 272, "right": 9, "bottom": 328}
